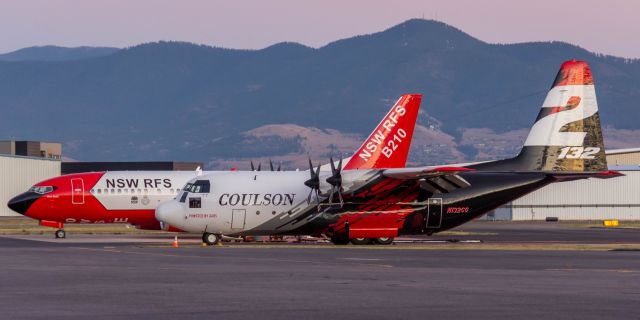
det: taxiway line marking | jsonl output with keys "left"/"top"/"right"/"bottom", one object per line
{"left": 71, "top": 246, "right": 394, "bottom": 269}
{"left": 545, "top": 268, "right": 638, "bottom": 273}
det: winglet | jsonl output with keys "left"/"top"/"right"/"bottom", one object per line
{"left": 343, "top": 94, "right": 422, "bottom": 170}
{"left": 594, "top": 170, "right": 624, "bottom": 178}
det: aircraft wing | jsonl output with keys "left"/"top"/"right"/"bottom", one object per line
{"left": 382, "top": 166, "right": 475, "bottom": 179}
{"left": 381, "top": 166, "right": 474, "bottom": 193}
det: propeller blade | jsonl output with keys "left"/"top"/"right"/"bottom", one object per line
{"left": 337, "top": 157, "right": 343, "bottom": 171}
{"left": 329, "top": 156, "right": 336, "bottom": 175}
{"left": 277, "top": 162, "right": 282, "bottom": 171}
{"left": 308, "top": 157, "right": 314, "bottom": 177}
{"left": 304, "top": 157, "right": 325, "bottom": 210}
{"left": 257, "top": 163, "right": 261, "bottom": 171}
{"left": 250, "top": 160, "right": 255, "bottom": 171}
{"left": 269, "top": 160, "right": 274, "bottom": 171}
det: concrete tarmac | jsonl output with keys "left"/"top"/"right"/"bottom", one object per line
{"left": 0, "top": 223, "right": 639, "bottom": 320}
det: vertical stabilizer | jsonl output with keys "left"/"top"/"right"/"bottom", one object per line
{"left": 472, "top": 60, "right": 607, "bottom": 172}
{"left": 344, "top": 94, "right": 422, "bottom": 170}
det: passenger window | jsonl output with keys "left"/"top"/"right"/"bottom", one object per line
{"left": 189, "top": 197, "right": 201, "bottom": 208}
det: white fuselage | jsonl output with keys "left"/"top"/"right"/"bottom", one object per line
{"left": 156, "top": 171, "right": 312, "bottom": 235}
{"left": 89, "top": 171, "right": 208, "bottom": 211}
{"left": 155, "top": 169, "right": 380, "bottom": 235}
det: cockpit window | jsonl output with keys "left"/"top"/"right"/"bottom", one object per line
{"left": 29, "top": 186, "right": 55, "bottom": 195}
{"left": 183, "top": 180, "right": 210, "bottom": 193}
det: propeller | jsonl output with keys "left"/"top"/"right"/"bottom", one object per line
{"left": 250, "top": 160, "right": 262, "bottom": 172}
{"left": 268, "top": 159, "right": 281, "bottom": 171}
{"left": 303, "top": 158, "right": 321, "bottom": 208}
{"left": 326, "top": 157, "right": 344, "bottom": 207}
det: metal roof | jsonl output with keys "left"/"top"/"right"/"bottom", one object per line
{"left": 0, "top": 153, "right": 60, "bottom": 162}
{"left": 608, "top": 165, "right": 640, "bottom": 171}
{"left": 606, "top": 148, "right": 640, "bottom": 155}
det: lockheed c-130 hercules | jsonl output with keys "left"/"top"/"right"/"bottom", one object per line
{"left": 155, "top": 60, "right": 621, "bottom": 245}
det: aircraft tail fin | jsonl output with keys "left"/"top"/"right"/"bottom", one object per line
{"left": 343, "top": 94, "right": 422, "bottom": 170}
{"left": 472, "top": 60, "right": 608, "bottom": 172}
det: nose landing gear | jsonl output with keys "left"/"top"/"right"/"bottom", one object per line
{"left": 202, "top": 232, "right": 221, "bottom": 246}
{"left": 55, "top": 229, "right": 66, "bottom": 239}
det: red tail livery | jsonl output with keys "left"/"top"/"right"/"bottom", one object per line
{"left": 344, "top": 94, "right": 422, "bottom": 170}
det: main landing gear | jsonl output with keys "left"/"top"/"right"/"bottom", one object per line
{"left": 373, "top": 237, "right": 393, "bottom": 245}
{"left": 202, "top": 232, "right": 221, "bottom": 246}
{"left": 350, "top": 238, "right": 372, "bottom": 245}
{"left": 55, "top": 229, "right": 66, "bottom": 239}
{"left": 330, "top": 236, "right": 394, "bottom": 245}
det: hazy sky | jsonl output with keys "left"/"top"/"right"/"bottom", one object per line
{"left": 1, "top": 0, "right": 639, "bottom": 58}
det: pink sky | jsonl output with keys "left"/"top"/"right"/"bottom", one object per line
{"left": 1, "top": 0, "right": 639, "bottom": 58}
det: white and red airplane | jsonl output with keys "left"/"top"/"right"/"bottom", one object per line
{"left": 7, "top": 94, "right": 423, "bottom": 238}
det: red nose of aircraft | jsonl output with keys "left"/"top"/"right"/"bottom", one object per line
{"left": 7, "top": 191, "right": 42, "bottom": 216}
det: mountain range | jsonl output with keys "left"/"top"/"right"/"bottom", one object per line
{"left": 0, "top": 45, "right": 119, "bottom": 62}
{"left": 1, "top": 19, "right": 638, "bottom": 169}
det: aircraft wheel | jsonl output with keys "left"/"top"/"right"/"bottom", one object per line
{"left": 350, "top": 238, "right": 372, "bottom": 245}
{"left": 330, "top": 235, "right": 350, "bottom": 245}
{"left": 202, "top": 232, "right": 220, "bottom": 246}
{"left": 373, "top": 237, "right": 394, "bottom": 245}
{"left": 55, "top": 229, "right": 66, "bottom": 239}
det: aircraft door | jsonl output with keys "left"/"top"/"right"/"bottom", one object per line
{"left": 231, "top": 209, "right": 246, "bottom": 229}
{"left": 425, "top": 198, "right": 442, "bottom": 229}
{"left": 71, "top": 178, "right": 85, "bottom": 205}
